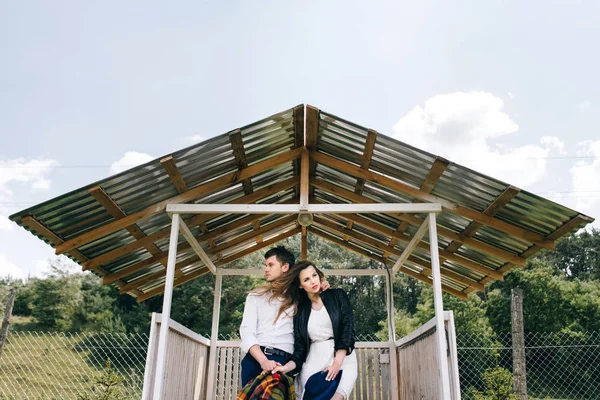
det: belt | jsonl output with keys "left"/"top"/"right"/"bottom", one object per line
{"left": 260, "top": 346, "right": 292, "bottom": 358}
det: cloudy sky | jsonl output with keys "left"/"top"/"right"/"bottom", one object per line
{"left": 1, "top": 1, "right": 599, "bottom": 279}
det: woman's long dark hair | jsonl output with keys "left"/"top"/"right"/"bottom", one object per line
{"left": 274, "top": 260, "right": 325, "bottom": 323}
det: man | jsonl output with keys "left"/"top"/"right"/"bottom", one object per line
{"left": 239, "top": 246, "right": 328, "bottom": 386}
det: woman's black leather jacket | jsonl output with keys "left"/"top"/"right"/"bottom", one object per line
{"left": 291, "top": 288, "right": 356, "bottom": 371}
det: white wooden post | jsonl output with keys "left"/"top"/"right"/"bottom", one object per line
{"left": 152, "top": 213, "right": 181, "bottom": 400}
{"left": 205, "top": 269, "right": 223, "bottom": 399}
{"left": 386, "top": 273, "right": 400, "bottom": 400}
{"left": 428, "top": 212, "right": 451, "bottom": 399}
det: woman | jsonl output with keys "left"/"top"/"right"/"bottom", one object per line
{"left": 272, "top": 261, "right": 357, "bottom": 400}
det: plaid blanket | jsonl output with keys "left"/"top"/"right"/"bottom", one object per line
{"left": 236, "top": 372, "right": 295, "bottom": 400}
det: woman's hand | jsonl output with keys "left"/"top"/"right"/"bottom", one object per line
{"left": 272, "top": 360, "right": 296, "bottom": 374}
{"left": 324, "top": 360, "right": 342, "bottom": 381}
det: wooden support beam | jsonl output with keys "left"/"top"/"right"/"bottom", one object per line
{"left": 160, "top": 156, "right": 188, "bottom": 194}
{"left": 119, "top": 254, "right": 200, "bottom": 294}
{"left": 84, "top": 178, "right": 296, "bottom": 270}
{"left": 178, "top": 217, "right": 217, "bottom": 274}
{"left": 209, "top": 215, "right": 297, "bottom": 254}
{"left": 301, "top": 226, "right": 308, "bottom": 260}
{"left": 306, "top": 105, "right": 319, "bottom": 200}
{"left": 445, "top": 185, "right": 520, "bottom": 253}
{"left": 321, "top": 214, "right": 503, "bottom": 280}
{"left": 56, "top": 148, "right": 303, "bottom": 255}
{"left": 312, "top": 215, "right": 499, "bottom": 284}
{"left": 293, "top": 105, "right": 305, "bottom": 199}
{"left": 347, "top": 129, "right": 378, "bottom": 232}
{"left": 137, "top": 227, "right": 302, "bottom": 302}
{"left": 308, "top": 228, "right": 468, "bottom": 300}
{"left": 311, "top": 180, "right": 526, "bottom": 267}
{"left": 118, "top": 215, "right": 299, "bottom": 293}
{"left": 89, "top": 186, "right": 166, "bottom": 266}
{"left": 311, "top": 151, "right": 555, "bottom": 249}
{"left": 313, "top": 215, "right": 494, "bottom": 284}
{"left": 392, "top": 215, "right": 430, "bottom": 274}
{"left": 20, "top": 216, "right": 138, "bottom": 295}
{"left": 300, "top": 148, "right": 310, "bottom": 209}
{"left": 391, "top": 157, "right": 449, "bottom": 239}
{"left": 229, "top": 129, "right": 253, "bottom": 195}
{"left": 465, "top": 213, "right": 595, "bottom": 294}
{"left": 354, "top": 129, "right": 378, "bottom": 195}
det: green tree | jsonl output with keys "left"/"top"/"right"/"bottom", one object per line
{"left": 538, "top": 228, "right": 600, "bottom": 280}
{"left": 486, "top": 259, "right": 600, "bottom": 333}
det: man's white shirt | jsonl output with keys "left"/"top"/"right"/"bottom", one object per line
{"left": 239, "top": 291, "right": 294, "bottom": 354}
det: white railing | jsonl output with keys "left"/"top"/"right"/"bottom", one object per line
{"left": 142, "top": 313, "right": 210, "bottom": 400}
{"left": 213, "top": 341, "right": 392, "bottom": 400}
{"left": 395, "top": 311, "right": 461, "bottom": 399}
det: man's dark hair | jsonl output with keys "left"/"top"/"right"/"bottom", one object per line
{"left": 264, "top": 246, "right": 295, "bottom": 268}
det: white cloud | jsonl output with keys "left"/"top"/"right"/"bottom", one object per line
{"left": 392, "top": 91, "right": 563, "bottom": 188}
{"left": 0, "top": 254, "right": 49, "bottom": 280}
{"left": 577, "top": 100, "right": 592, "bottom": 113}
{"left": 508, "top": 92, "right": 515, "bottom": 99}
{"left": 0, "top": 215, "right": 13, "bottom": 230}
{"left": 570, "top": 140, "right": 600, "bottom": 224}
{"left": 0, "top": 157, "right": 59, "bottom": 231}
{"left": 0, "top": 254, "right": 21, "bottom": 279}
{"left": 185, "top": 134, "right": 206, "bottom": 143}
{"left": 109, "top": 151, "right": 154, "bottom": 174}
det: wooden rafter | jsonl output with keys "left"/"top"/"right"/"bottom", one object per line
{"left": 445, "top": 186, "right": 520, "bottom": 254}
{"left": 136, "top": 226, "right": 302, "bottom": 302}
{"left": 160, "top": 156, "right": 188, "bottom": 194}
{"left": 312, "top": 215, "right": 501, "bottom": 284}
{"left": 21, "top": 216, "right": 140, "bottom": 295}
{"left": 312, "top": 179, "right": 526, "bottom": 267}
{"left": 346, "top": 129, "right": 378, "bottom": 238}
{"left": 82, "top": 178, "right": 298, "bottom": 271}
{"left": 89, "top": 186, "right": 167, "bottom": 269}
{"left": 55, "top": 149, "right": 303, "bottom": 255}
{"left": 229, "top": 129, "right": 264, "bottom": 244}
{"left": 465, "top": 213, "right": 594, "bottom": 294}
{"left": 105, "top": 210, "right": 299, "bottom": 287}
{"left": 311, "top": 151, "right": 555, "bottom": 249}
{"left": 229, "top": 129, "right": 253, "bottom": 196}
{"left": 308, "top": 227, "right": 468, "bottom": 300}
{"left": 389, "top": 157, "right": 449, "bottom": 250}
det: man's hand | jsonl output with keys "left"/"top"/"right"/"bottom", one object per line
{"left": 321, "top": 279, "right": 330, "bottom": 292}
{"left": 260, "top": 359, "right": 281, "bottom": 374}
{"left": 272, "top": 360, "right": 296, "bottom": 374}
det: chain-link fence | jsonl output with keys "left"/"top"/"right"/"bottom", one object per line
{"left": 1, "top": 330, "right": 598, "bottom": 399}
{"left": 0, "top": 331, "right": 148, "bottom": 400}
{"left": 457, "top": 331, "right": 600, "bottom": 400}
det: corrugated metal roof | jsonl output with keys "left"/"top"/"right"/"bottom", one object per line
{"left": 9, "top": 104, "right": 594, "bottom": 300}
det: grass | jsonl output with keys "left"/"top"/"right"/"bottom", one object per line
{"left": 0, "top": 323, "right": 145, "bottom": 400}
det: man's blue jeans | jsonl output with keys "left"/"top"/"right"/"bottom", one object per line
{"left": 240, "top": 352, "right": 289, "bottom": 387}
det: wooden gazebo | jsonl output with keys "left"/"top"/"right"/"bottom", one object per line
{"left": 10, "top": 105, "right": 594, "bottom": 399}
